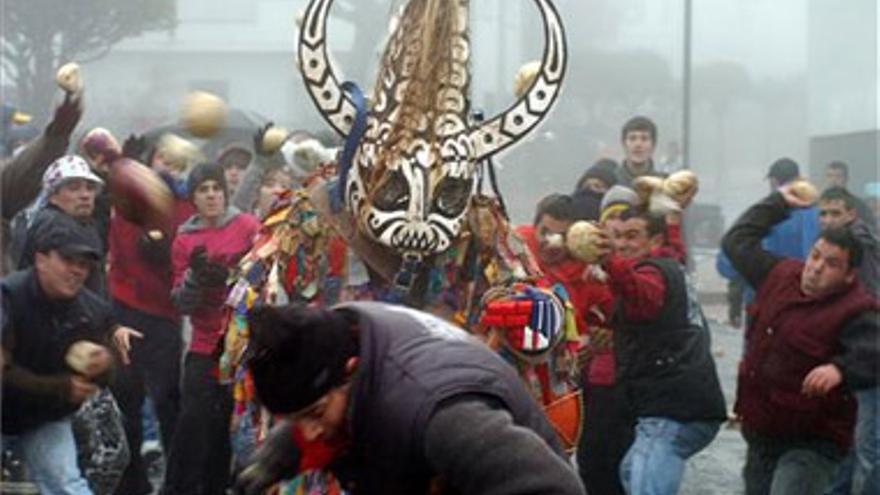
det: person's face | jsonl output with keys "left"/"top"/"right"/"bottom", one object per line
{"left": 800, "top": 239, "right": 855, "bottom": 298}
{"left": 34, "top": 250, "right": 92, "bottom": 300}
{"left": 49, "top": 179, "right": 98, "bottom": 219}
{"left": 291, "top": 383, "right": 351, "bottom": 443}
{"left": 825, "top": 168, "right": 847, "bottom": 188}
{"left": 193, "top": 179, "right": 226, "bottom": 222}
{"left": 151, "top": 152, "right": 178, "bottom": 178}
{"left": 584, "top": 178, "right": 609, "bottom": 194}
{"left": 224, "top": 166, "right": 244, "bottom": 192}
{"left": 609, "top": 217, "right": 661, "bottom": 260}
{"left": 257, "top": 169, "right": 293, "bottom": 215}
{"left": 536, "top": 214, "right": 572, "bottom": 265}
{"left": 622, "top": 130, "right": 655, "bottom": 165}
{"left": 818, "top": 199, "right": 857, "bottom": 230}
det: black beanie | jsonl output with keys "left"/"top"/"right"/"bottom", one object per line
{"left": 187, "top": 162, "right": 228, "bottom": 198}
{"left": 576, "top": 158, "right": 619, "bottom": 192}
{"left": 245, "top": 304, "right": 358, "bottom": 414}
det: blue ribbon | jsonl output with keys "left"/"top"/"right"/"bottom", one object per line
{"left": 332, "top": 81, "right": 368, "bottom": 213}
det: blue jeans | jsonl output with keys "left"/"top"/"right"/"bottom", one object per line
{"left": 744, "top": 430, "right": 841, "bottom": 495}
{"left": 620, "top": 417, "right": 721, "bottom": 495}
{"left": 853, "top": 388, "right": 880, "bottom": 494}
{"left": 14, "top": 417, "right": 93, "bottom": 494}
{"left": 825, "top": 387, "right": 880, "bottom": 495}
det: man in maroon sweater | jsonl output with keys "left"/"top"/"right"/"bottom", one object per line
{"left": 722, "top": 184, "right": 880, "bottom": 495}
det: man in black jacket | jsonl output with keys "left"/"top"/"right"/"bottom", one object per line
{"left": 234, "top": 302, "right": 585, "bottom": 495}
{"left": 824, "top": 161, "right": 876, "bottom": 231}
{"left": 591, "top": 207, "right": 727, "bottom": 495}
{"left": 816, "top": 186, "right": 880, "bottom": 495}
{"left": 2, "top": 213, "right": 140, "bottom": 495}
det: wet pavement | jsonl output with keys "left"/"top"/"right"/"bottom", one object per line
{"left": 680, "top": 247, "right": 747, "bottom": 495}
{"left": 680, "top": 316, "right": 746, "bottom": 495}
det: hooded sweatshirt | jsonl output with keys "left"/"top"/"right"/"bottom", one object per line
{"left": 571, "top": 160, "right": 618, "bottom": 222}
{"left": 171, "top": 207, "right": 259, "bottom": 355}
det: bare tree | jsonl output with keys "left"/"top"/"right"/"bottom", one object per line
{"left": 1, "top": 0, "right": 176, "bottom": 122}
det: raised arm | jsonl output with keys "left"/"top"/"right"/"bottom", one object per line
{"left": 722, "top": 192, "right": 795, "bottom": 289}
{"left": 1, "top": 94, "right": 82, "bottom": 221}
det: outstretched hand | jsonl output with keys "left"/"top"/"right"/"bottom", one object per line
{"left": 122, "top": 134, "right": 148, "bottom": 160}
{"left": 112, "top": 326, "right": 144, "bottom": 365}
{"left": 253, "top": 122, "right": 275, "bottom": 157}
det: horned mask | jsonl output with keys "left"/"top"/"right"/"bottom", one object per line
{"left": 299, "top": 0, "right": 567, "bottom": 262}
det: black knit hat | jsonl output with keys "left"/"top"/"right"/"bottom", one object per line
{"left": 577, "top": 158, "right": 619, "bottom": 191}
{"left": 187, "top": 162, "right": 228, "bottom": 198}
{"left": 245, "top": 304, "right": 358, "bottom": 414}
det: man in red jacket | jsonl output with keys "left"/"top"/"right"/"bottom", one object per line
{"left": 515, "top": 194, "right": 595, "bottom": 335}
{"left": 106, "top": 147, "right": 196, "bottom": 495}
{"left": 722, "top": 184, "right": 880, "bottom": 495}
{"left": 516, "top": 193, "right": 628, "bottom": 495}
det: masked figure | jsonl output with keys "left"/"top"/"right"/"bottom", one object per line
{"left": 222, "top": 0, "right": 578, "bottom": 491}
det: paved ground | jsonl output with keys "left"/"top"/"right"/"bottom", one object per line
{"left": 679, "top": 248, "right": 747, "bottom": 495}
{"left": 679, "top": 316, "right": 746, "bottom": 495}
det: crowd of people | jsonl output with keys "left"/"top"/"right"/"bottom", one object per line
{"left": 2, "top": 3, "right": 879, "bottom": 492}
{"left": 3, "top": 86, "right": 877, "bottom": 495}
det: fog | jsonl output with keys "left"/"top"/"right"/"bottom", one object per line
{"left": 2, "top": 0, "right": 877, "bottom": 226}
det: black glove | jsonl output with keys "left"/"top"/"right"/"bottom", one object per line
{"left": 189, "top": 246, "right": 229, "bottom": 287}
{"left": 137, "top": 230, "right": 171, "bottom": 266}
{"left": 122, "top": 134, "right": 148, "bottom": 160}
{"left": 252, "top": 122, "right": 274, "bottom": 157}
{"left": 46, "top": 93, "right": 82, "bottom": 137}
{"left": 234, "top": 420, "right": 302, "bottom": 495}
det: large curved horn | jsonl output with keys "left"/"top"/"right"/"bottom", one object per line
{"left": 470, "top": 0, "right": 567, "bottom": 160}
{"left": 298, "top": 0, "right": 357, "bottom": 137}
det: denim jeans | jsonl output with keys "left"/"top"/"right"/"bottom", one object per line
{"left": 824, "top": 452, "right": 855, "bottom": 495}
{"left": 826, "top": 387, "right": 880, "bottom": 495}
{"left": 619, "top": 417, "right": 720, "bottom": 495}
{"left": 852, "top": 387, "right": 880, "bottom": 494}
{"left": 743, "top": 430, "right": 842, "bottom": 495}
{"left": 14, "top": 417, "right": 93, "bottom": 495}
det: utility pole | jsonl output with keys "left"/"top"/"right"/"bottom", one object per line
{"left": 682, "top": 0, "right": 693, "bottom": 169}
